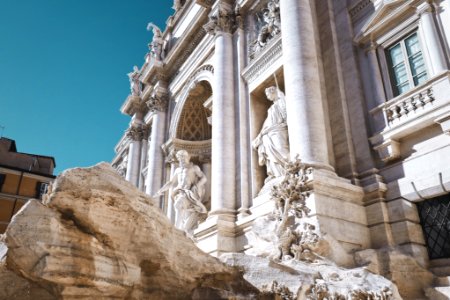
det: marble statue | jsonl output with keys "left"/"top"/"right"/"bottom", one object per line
{"left": 154, "top": 150, "right": 207, "bottom": 237}
{"left": 147, "top": 22, "right": 164, "bottom": 61}
{"left": 127, "top": 66, "right": 141, "bottom": 96}
{"left": 252, "top": 86, "right": 289, "bottom": 181}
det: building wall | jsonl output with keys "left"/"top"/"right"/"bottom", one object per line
{"left": 113, "top": 0, "right": 450, "bottom": 266}
{"left": 0, "top": 138, "right": 55, "bottom": 233}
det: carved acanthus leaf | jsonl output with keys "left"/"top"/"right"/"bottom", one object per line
{"left": 204, "top": 7, "right": 238, "bottom": 35}
{"left": 126, "top": 126, "right": 145, "bottom": 141}
{"left": 146, "top": 94, "right": 168, "bottom": 112}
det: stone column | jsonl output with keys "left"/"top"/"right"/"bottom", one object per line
{"left": 418, "top": 2, "right": 448, "bottom": 75}
{"left": 125, "top": 126, "right": 143, "bottom": 186}
{"left": 235, "top": 9, "right": 251, "bottom": 218}
{"left": 138, "top": 126, "right": 150, "bottom": 191}
{"left": 145, "top": 89, "right": 168, "bottom": 207}
{"left": 279, "top": 0, "right": 331, "bottom": 169}
{"left": 205, "top": 4, "right": 237, "bottom": 215}
{"left": 366, "top": 42, "right": 386, "bottom": 108}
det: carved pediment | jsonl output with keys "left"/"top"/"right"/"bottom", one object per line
{"left": 354, "top": 0, "right": 415, "bottom": 44}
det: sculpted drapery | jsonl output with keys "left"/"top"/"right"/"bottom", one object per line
{"left": 252, "top": 86, "right": 290, "bottom": 181}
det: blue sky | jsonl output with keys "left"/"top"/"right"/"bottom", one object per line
{"left": 0, "top": 1, "right": 172, "bottom": 174}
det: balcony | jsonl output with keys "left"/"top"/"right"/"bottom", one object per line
{"left": 369, "top": 71, "right": 450, "bottom": 162}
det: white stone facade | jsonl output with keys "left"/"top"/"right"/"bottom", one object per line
{"left": 112, "top": 0, "right": 450, "bottom": 274}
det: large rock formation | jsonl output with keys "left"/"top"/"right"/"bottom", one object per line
{"left": 2, "top": 163, "right": 259, "bottom": 299}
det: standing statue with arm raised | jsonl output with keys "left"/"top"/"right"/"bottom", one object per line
{"left": 154, "top": 150, "right": 207, "bottom": 238}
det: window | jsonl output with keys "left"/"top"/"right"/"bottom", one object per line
{"left": 0, "top": 174, "right": 5, "bottom": 191}
{"left": 387, "top": 32, "right": 428, "bottom": 96}
{"left": 35, "top": 182, "right": 49, "bottom": 199}
{"left": 417, "top": 194, "right": 450, "bottom": 260}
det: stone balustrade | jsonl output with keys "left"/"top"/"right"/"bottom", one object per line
{"left": 384, "top": 87, "right": 435, "bottom": 124}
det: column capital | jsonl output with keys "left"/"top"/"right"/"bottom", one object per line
{"left": 146, "top": 82, "right": 169, "bottom": 112}
{"left": 204, "top": 5, "right": 238, "bottom": 35}
{"left": 146, "top": 94, "right": 168, "bottom": 112}
{"left": 126, "top": 126, "right": 145, "bottom": 141}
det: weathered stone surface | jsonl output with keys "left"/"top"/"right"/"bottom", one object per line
{"left": 221, "top": 253, "right": 402, "bottom": 299}
{"left": 3, "top": 163, "right": 259, "bottom": 299}
{"left": 1, "top": 236, "right": 56, "bottom": 300}
{"left": 355, "top": 248, "right": 434, "bottom": 299}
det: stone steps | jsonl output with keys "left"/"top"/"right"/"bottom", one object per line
{"left": 430, "top": 259, "right": 450, "bottom": 277}
{"left": 426, "top": 260, "right": 450, "bottom": 300}
{"left": 431, "top": 266, "right": 450, "bottom": 277}
{"left": 435, "top": 276, "right": 450, "bottom": 287}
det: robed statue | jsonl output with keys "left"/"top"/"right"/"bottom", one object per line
{"left": 252, "top": 86, "right": 290, "bottom": 181}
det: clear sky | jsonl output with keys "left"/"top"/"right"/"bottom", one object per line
{"left": 0, "top": 1, "right": 172, "bottom": 174}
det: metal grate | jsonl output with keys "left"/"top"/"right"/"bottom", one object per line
{"left": 417, "top": 194, "right": 450, "bottom": 260}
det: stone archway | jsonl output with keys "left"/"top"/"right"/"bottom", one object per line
{"left": 163, "top": 73, "right": 214, "bottom": 223}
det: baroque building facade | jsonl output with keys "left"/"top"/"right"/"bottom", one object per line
{"left": 113, "top": 0, "right": 450, "bottom": 274}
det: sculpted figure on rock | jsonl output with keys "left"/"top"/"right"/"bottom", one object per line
{"left": 252, "top": 86, "right": 290, "bottom": 181}
{"left": 154, "top": 150, "right": 207, "bottom": 237}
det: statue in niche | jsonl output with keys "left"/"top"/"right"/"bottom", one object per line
{"left": 154, "top": 150, "right": 207, "bottom": 238}
{"left": 147, "top": 23, "right": 164, "bottom": 61}
{"left": 127, "top": 66, "right": 141, "bottom": 96}
{"left": 252, "top": 86, "right": 290, "bottom": 182}
{"left": 250, "top": 0, "right": 281, "bottom": 58}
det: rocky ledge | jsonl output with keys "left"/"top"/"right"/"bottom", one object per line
{"left": 1, "top": 163, "right": 258, "bottom": 299}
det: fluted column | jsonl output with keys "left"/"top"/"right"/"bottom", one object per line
{"left": 145, "top": 88, "right": 168, "bottom": 206}
{"left": 205, "top": 4, "right": 237, "bottom": 215}
{"left": 279, "top": 0, "right": 331, "bottom": 169}
{"left": 418, "top": 1, "right": 448, "bottom": 75}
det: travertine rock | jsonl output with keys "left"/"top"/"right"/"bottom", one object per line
{"left": 355, "top": 248, "right": 434, "bottom": 299}
{"left": 221, "top": 253, "right": 402, "bottom": 300}
{"left": 3, "top": 163, "right": 259, "bottom": 299}
{"left": 1, "top": 237, "right": 56, "bottom": 300}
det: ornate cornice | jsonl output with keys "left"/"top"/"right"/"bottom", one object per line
{"left": 349, "top": 0, "right": 372, "bottom": 21}
{"left": 242, "top": 35, "right": 282, "bottom": 83}
{"left": 196, "top": 0, "right": 214, "bottom": 8}
{"left": 162, "top": 138, "right": 212, "bottom": 164}
{"left": 121, "top": 95, "right": 148, "bottom": 116}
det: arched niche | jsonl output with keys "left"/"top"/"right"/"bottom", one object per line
{"left": 164, "top": 70, "right": 214, "bottom": 216}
